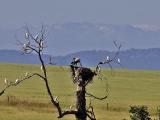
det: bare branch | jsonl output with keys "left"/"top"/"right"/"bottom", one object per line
{"left": 0, "top": 73, "right": 45, "bottom": 96}
{"left": 86, "top": 92, "right": 107, "bottom": 100}
{"left": 25, "top": 26, "right": 39, "bottom": 44}
{"left": 86, "top": 102, "right": 96, "bottom": 120}
{"left": 95, "top": 41, "right": 121, "bottom": 74}
{"left": 0, "top": 73, "right": 77, "bottom": 118}
{"left": 86, "top": 113, "right": 96, "bottom": 120}
{"left": 58, "top": 109, "right": 77, "bottom": 118}
{"left": 0, "top": 90, "right": 4, "bottom": 96}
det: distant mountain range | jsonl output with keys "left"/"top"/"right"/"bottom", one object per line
{"left": 0, "top": 23, "right": 160, "bottom": 70}
{"left": 1, "top": 23, "right": 160, "bottom": 55}
{"left": 0, "top": 48, "right": 160, "bottom": 70}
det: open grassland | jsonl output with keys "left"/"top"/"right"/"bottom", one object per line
{"left": 0, "top": 63, "right": 160, "bottom": 120}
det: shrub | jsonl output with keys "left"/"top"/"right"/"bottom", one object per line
{"left": 129, "top": 105, "right": 151, "bottom": 120}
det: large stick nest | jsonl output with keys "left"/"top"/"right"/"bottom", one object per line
{"left": 79, "top": 67, "right": 96, "bottom": 83}
{"left": 70, "top": 65, "right": 96, "bottom": 84}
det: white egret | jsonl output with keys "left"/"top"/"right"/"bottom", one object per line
{"left": 69, "top": 105, "right": 72, "bottom": 109}
{"left": 4, "top": 78, "right": 7, "bottom": 84}
{"left": 34, "top": 34, "right": 39, "bottom": 40}
{"left": 25, "top": 32, "right": 29, "bottom": 39}
{"left": 15, "top": 79, "right": 19, "bottom": 84}
{"left": 25, "top": 72, "right": 28, "bottom": 77}
{"left": 23, "top": 43, "right": 26, "bottom": 48}
{"left": 106, "top": 56, "right": 109, "bottom": 61}
{"left": 117, "top": 58, "right": 120, "bottom": 63}
{"left": 54, "top": 96, "right": 58, "bottom": 101}
{"left": 40, "top": 41, "right": 43, "bottom": 47}
{"left": 40, "top": 65, "right": 43, "bottom": 71}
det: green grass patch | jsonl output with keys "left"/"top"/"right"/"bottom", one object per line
{"left": 0, "top": 63, "right": 160, "bottom": 120}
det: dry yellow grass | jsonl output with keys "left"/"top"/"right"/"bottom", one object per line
{"left": 0, "top": 63, "right": 160, "bottom": 120}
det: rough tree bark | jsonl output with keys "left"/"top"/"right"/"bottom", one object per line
{"left": 76, "top": 81, "right": 87, "bottom": 120}
{"left": 70, "top": 60, "right": 97, "bottom": 120}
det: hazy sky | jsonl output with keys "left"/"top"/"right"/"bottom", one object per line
{"left": 0, "top": 0, "right": 160, "bottom": 29}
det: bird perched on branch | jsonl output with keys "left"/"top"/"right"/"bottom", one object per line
{"left": 41, "top": 65, "right": 43, "bottom": 71}
{"left": 106, "top": 56, "right": 109, "bottom": 61}
{"left": 25, "top": 32, "right": 29, "bottom": 39}
{"left": 117, "top": 58, "right": 120, "bottom": 63}
{"left": 25, "top": 72, "right": 28, "bottom": 77}
{"left": 70, "top": 57, "right": 96, "bottom": 84}
{"left": 15, "top": 79, "right": 19, "bottom": 84}
{"left": 34, "top": 34, "right": 39, "bottom": 40}
{"left": 4, "top": 78, "right": 7, "bottom": 84}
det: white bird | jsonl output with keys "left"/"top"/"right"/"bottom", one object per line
{"left": 23, "top": 43, "right": 26, "bottom": 48}
{"left": 34, "top": 34, "right": 39, "bottom": 40}
{"left": 25, "top": 32, "right": 29, "bottom": 39}
{"left": 69, "top": 105, "right": 72, "bottom": 109}
{"left": 54, "top": 96, "right": 58, "bottom": 101}
{"left": 25, "top": 72, "right": 28, "bottom": 77}
{"left": 4, "top": 78, "right": 7, "bottom": 84}
{"left": 74, "top": 58, "right": 80, "bottom": 62}
{"left": 106, "top": 56, "right": 109, "bottom": 61}
{"left": 15, "top": 79, "right": 19, "bottom": 84}
{"left": 117, "top": 58, "right": 120, "bottom": 63}
{"left": 40, "top": 65, "right": 43, "bottom": 71}
{"left": 40, "top": 41, "right": 43, "bottom": 47}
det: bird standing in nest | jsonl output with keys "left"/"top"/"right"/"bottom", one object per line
{"left": 70, "top": 57, "right": 96, "bottom": 85}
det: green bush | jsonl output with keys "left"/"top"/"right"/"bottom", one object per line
{"left": 129, "top": 105, "right": 151, "bottom": 120}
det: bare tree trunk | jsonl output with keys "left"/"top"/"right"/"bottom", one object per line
{"left": 75, "top": 81, "right": 87, "bottom": 120}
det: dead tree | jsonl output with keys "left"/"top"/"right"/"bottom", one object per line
{"left": 0, "top": 26, "right": 121, "bottom": 120}
{"left": 70, "top": 42, "right": 121, "bottom": 120}
{"left": 0, "top": 26, "right": 76, "bottom": 118}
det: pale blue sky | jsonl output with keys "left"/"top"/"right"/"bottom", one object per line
{"left": 0, "top": 0, "right": 160, "bottom": 28}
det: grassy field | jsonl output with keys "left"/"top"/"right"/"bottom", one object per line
{"left": 0, "top": 63, "right": 160, "bottom": 120}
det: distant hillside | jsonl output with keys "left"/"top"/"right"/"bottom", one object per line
{"left": 1, "top": 23, "right": 160, "bottom": 55}
{"left": 0, "top": 50, "right": 50, "bottom": 64}
{"left": 0, "top": 48, "right": 160, "bottom": 70}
